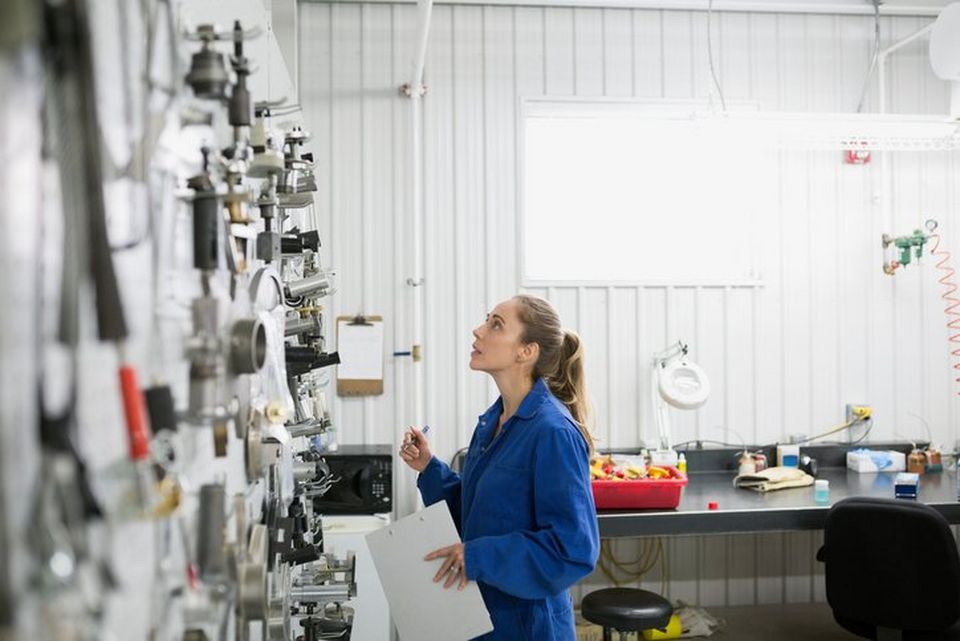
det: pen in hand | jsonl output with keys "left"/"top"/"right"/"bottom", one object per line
{"left": 403, "top": 425, "right": 430, "bottom": 453}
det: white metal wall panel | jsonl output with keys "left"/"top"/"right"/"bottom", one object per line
{"left": 574, "top": 9, "right": 604, "bottom": 96}
{"left": 545, "top": 9, "right": 576, "bottom": 95}
{"left": 603, "top": 10, "right": 634, "bottom": 97}
{"left": 298, "top": 2, "right": 960, "bottom": 608}
{"left": 633, "top": 10, "right": 663, "bottom": 96}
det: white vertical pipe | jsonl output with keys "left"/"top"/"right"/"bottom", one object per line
{"left": 408, "top": 0, "right": 433, "bottom": 430}
{"left": 412, "top": 0, "right": 433, "bottom": 91}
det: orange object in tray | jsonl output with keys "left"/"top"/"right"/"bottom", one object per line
{"left": 592, "top": 466, "right": 688, "bottom": 510}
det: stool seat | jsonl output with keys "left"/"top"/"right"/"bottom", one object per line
{"left": 581, "top": 588, "right": 673, "bottom": 632}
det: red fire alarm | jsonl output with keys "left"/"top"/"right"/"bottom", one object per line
{"left": 844, "top": 148, "right": 872, "bottom": 165}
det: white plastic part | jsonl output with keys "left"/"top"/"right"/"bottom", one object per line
{"left": 658, "top": 359, "right": 711, "bottom": 410}
{"left": 930, "top": 3, "right": 960, "bottom": 81}
{"left": 650, "top": 449, "right": 679, "bottom": 468}
{"left": 931, "top": 3, "right": 960, "bottom": 119}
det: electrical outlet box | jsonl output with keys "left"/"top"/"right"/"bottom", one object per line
{"left": 845, "top": 404, "right": 872, "bottom": 422}
{"left": 845, "top": 404, "right": 872, "bottom": 443}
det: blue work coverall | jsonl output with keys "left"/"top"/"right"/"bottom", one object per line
{"left": 417, "top": 377, "right": 600, "bottom": 641}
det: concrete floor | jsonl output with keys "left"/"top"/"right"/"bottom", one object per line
{"left": 577, "top": 602, "right": 863, "bottom": 641}
{"left": 710, "top": 603, "right": 862, "bottom": 640}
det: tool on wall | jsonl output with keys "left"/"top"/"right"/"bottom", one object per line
{"left": 250, "top": 102, "right": 287, "bottom": 178}
{"left": 278, "top": 127, "right": 318, "bottom": 209}
{"left": 12, "top": 5, "right": 360, "bottom": 639}
{"left": 882, "top": 220, "right": 939, "bottom": 274}
{"left": 184, "top": 21, "right": 262, "bottom": 278}
{"left": 882, "top": 218, "right": 960, "bottom": 395}
{"left": 31, "top": 0, "right": 162, "bottom": 637}
{"left": 182, "top": 146, "right": 270, "bottom": 445}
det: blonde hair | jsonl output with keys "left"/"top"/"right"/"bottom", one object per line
{"left": 512, "top": 294, "right": 594, "bottom": 455}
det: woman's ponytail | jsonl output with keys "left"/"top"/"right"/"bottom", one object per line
{"left": 512, "top": 295, "right": 594, "bottom": 456}
{"left": 547, "top": 330, "right": 594, "bottom": 455}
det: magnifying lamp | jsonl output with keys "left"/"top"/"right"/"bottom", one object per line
{"left": 650, "top": 341, "right": 711, "bottom": 467}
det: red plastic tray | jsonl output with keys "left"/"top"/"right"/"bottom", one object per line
{"left": 591, "top": 466, "right": 688, "bottom": 510}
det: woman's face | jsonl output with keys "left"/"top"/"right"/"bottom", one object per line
{"left": 470, "top": 299, "right": 534, "bottom": 374}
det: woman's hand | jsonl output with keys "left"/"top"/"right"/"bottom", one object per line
{"left": 398, "top": 426, "right": 432, "bottom": 473}
{"left": 424, "top": 542, "right": 468, "bottom": 590}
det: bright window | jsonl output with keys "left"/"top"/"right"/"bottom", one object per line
{"left": 521, "top": 101, "right": 765, "bottom": 285}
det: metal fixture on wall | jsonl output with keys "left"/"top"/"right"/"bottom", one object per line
{"left": 881, "top": 220, "right": 938, "bottom": 275}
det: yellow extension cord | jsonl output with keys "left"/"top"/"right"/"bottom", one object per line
{"left": 597, "top": 538, "right": 669, "bottom": 596}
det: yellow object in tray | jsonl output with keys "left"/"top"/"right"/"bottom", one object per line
{"left": 589, "top": 454, "right": 650, "bottom": 481}
{"left": 646, "top": 465, "right": 670, "bottom": 479}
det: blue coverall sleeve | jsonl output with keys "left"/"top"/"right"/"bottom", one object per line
{"left": 462, "top": 425, "right": 600, "bottom": 599}
{"left": 417, "top": 456, "right": 463, "bottom": 527}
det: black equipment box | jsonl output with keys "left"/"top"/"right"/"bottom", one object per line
{"left": 313, "top": 444, "right": 392, "bottom": 515}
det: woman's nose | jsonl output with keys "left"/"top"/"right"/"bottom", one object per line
{"left": 472, "top": 325, "right": 482, "bottom": 339}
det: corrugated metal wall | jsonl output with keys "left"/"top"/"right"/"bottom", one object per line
{"left": 298, "top": 3, "right": 960, "bottom": 606}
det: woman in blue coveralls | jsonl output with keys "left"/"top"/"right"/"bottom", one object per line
{"left": 399, "top": 294, "right": 600, "bottom": 641}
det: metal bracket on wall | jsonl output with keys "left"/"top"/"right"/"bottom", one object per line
{"left": 399, "top": 83, "right": 427, "bottom": 98}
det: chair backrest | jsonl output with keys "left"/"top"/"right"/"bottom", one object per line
{"left": 821, "top": 497, "right": 960, "bottom": 631}
{"left": 451, "top": 447, "right": 468, "bottom": 473}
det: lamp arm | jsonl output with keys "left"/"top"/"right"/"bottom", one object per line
{"left": 651, "top": 363, "right": 672, "bottom": 451}
{"left": 652, "top": 340, "right": 687, "bottom": 366}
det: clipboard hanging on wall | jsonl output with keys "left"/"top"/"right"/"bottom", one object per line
{"left": 336, "top": 315, "right": 384, "bottom": 396}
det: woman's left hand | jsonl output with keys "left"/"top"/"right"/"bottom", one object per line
{"left": 424, "top": 542, "right": 468, "bottom": 590}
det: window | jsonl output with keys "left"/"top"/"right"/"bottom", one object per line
{"left": 520, "top": 100, "right": 767, "bottom": 285}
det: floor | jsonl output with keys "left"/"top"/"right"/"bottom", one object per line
{"left": 576, "top": 602, "right": 862, "bottom": 640}
{"left": 710, "top": 603, "right": 861, "bottom": 640}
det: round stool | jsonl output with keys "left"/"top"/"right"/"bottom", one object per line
{"left": 581, "top": 588, "right": 673, "bottom": 641}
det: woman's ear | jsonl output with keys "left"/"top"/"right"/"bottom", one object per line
{"left": 518, "top": 342, "right": 539, "bottom": 364}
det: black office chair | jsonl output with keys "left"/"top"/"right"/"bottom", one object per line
{"left": 451, "top": 447, "right": 468, "bottom": 473}
{"left": 817, "top": 497, "right": 960, "bottom": 641}
{"left": 581, "top": 587, "right": 673, "bottom": 641}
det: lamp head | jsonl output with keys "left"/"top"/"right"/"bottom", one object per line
{"left": 658, "top": 359, "right": 711, "bottom": 410}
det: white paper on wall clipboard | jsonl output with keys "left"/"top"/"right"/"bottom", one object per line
{"left": 336, "top": 319, "right": 384, "bottom": 380}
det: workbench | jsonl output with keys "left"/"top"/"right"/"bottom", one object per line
{"left": 597, "top": 443, "right": 959, "bottom": 538}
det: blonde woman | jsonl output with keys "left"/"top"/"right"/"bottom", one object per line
{"left": 400, "top": 295, "right": 599, "bottom": 641}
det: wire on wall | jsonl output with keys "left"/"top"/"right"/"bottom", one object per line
{"left": 707, "top": 0, "right": 727, "bottom": 111}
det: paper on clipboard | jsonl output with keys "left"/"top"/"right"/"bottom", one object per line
{"left": 336, "top": 319, "right": 383, "bottom": 380}
{"left": 366, "top": 502, "right": 493, "bottom": 641}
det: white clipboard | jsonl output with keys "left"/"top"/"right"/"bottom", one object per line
{"left": 365, "top": 502, "right": 493, "bottom": 641}
{"left": 336, "top": 315, "right": 384, "bottom": 396}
